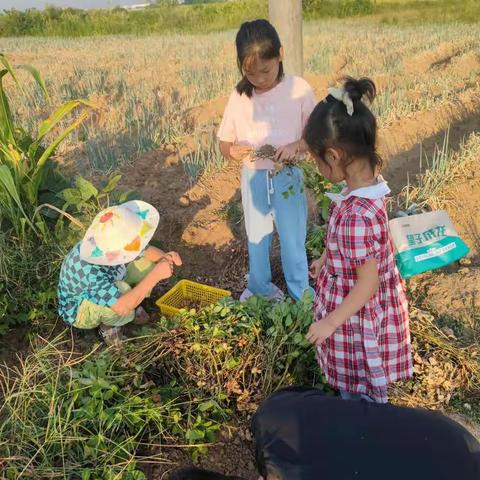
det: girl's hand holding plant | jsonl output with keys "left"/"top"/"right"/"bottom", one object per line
{"left": 112, "top": 258, "right": 176, "bottom": 317}
{"left": 143, "top": 246, "right": 182, "bottom": 267}
{"left": 153, "top": 258, "right": 175, "bottom": 280}
{"left": 275, "top": 139, "right": 307, "bottom": 164}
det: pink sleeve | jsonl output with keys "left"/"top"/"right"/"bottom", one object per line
{"left": 217, "top": 91, "right": 237, "bottom": 143}
{"left": 301, "top": 83, "right": 317, "bottom": 129}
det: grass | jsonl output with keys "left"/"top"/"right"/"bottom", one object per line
{"left": 217, "top": 198, "right": 243, "bottom": 225}
{"left": 0, "top": 335, "right": 171, "bottom": 478}
{"left": 373, "top": 0, "right": 480, "bottom": 25}
{"left": 0, "top": 232, "right": 64, "bottom": 335}
{"left": 393, "top": 128, "right": 480, "bottom": 418}
{"left": 0, "top": 295, "right": 322, "bottom": 475}
{"left": 181, "top": 132, "right": 226, "bottom": 185}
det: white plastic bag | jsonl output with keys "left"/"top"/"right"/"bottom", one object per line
{"left": 389, "top": 210, "right": 469, "bottom": 278}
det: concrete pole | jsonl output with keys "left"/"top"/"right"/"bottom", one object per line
{"left": 268, "top": 0, "right": 303, "bottom": 77}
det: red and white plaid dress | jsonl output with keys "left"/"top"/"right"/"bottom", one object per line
{"left": 314, "top": 180, "right": 412, "bottom": 403}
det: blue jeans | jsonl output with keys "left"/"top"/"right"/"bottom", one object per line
{"left": 241, "top": 166, "right": 311, "bottom": 301}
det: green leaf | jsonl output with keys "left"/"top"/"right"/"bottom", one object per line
{"left": 61, "top": 188, "right": 83, "bottom": 205}
{"left": 206, "top": 429, "right": 219, "bottom": 443}
{"left": 81, "top": 469, "right": 91, "bottom": 480}
{"left": 35, "top": 220, "right": 47, "bottom": 237}
{"left": 186, "top": 428, "right": 205, "bottom": 442}
{"left": 0, "top": 69, "right": 17, "bottom": 146}
{"left": 96, "top": 377, "right": 111, "bottom": 389}
{"left": 321, "top": 196, "right": 331, "bottom": 221}
{"left": 0, "top": 165, "right": 36, "bottom": 232}
{"left": 17, "top": 63, "right": 49, "bottom": 101}
{"left": 0, "top": 54, "right": 21, "bottom": 89}
{"left": 102, "top": 174, "right": 122, "bottom": 193}
{"left": 293, "top": 332, "right": 304, "bottom": 344}
{"left": 78, "top": 377, "right": 94, "bottom": 386}
{"left": 225, "top": 357, "right": 239, "bottom": 370}
{"left": 199, "top": 400, "right": 215, "bottom": 412}
{"left": 36, "top": 99, "right": 93, "bottom": 142}
{"left": 34, "top": 108, "right": 91, "bottom": 175}
{"left": 103, "top": 390, "right": 113, "bottom": 401}
{"left": 129, "top": 471, "right": 146, "bottom": 480}
{"left": 76, "top": 176, "right": 98, "bottom": 201}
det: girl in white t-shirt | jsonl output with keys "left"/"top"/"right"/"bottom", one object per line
{"left": 218, "top": 19, "right": 316, "bottom": 301}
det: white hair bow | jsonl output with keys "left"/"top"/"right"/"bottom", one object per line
{"left": 327, "top": 87, "right": 354, "bottom": 116}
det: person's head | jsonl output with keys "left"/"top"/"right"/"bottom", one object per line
{"left": 79, "top": 200, "right": 159, "bottom": 266}
{"left": 303, "top": 77, "right": 381, "bottom": 183}
{"left": 235, "top": 19, "right": 284, "bottom": 97}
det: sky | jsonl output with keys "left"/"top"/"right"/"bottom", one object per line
{"left": 0, "top": 0, "right": 147, "bottom": 10}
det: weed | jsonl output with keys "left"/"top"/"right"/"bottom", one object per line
{"left": 0, "top": 337, "right": 170, "bottom": 478}
{"left": 182, "top": 132, "right": 226, "bottom": 185}
{"left": 0, "top": 233, "right": 63, "bottom": 335}
{"left": 402, "top": 132, "right": 480, "bottom": 211}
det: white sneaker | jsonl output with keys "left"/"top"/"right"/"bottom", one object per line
{"left": 239, "top": 288, "right": 254, "bottom": 302}
{"left": 267, "top": 284, "right": 285, "bottom": 302}
{"left": 239, "top": 284, "right": 285, "bottom": 303}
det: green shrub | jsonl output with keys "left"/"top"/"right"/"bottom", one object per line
{"left": 126, "top": 293, "right": 324, "bottom": 416}
{"left": 0, "top": 54, "right": 92, "bottom": 238}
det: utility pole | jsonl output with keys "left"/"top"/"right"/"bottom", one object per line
{"left": 268, "top": 0, "right": 303, "bottom": 77}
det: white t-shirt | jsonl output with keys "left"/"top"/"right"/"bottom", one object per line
{"left": 217, "top": 75, "right": 317, "bottom": 170}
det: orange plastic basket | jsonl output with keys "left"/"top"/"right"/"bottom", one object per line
{"left": 156, "top": 279, "right": 231, "bottom": 317}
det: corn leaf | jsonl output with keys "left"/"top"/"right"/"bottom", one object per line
{"left": 0, "top": 70, "right": 16, "bottom": 146}
{"left": 0, "top": 53, "right": 20, "bottom": 86}
{"left": 36, "top": 99, "right": 93, "bottom": 141}
{"left": 17, "top": 63, "right": 49, "bottom": 102}
{"left": 34, "top": 109, "right": 90, "bottom": 176}
{"left": 0, "top": 165, "right": 35, "bottom": 231}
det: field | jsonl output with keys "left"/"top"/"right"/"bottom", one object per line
{"left": 1, "top": 13, "right": 480, "bottom": 480}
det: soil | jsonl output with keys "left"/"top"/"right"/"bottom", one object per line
{"left": 255, "top": 144, "right": 276, "bottom": 160}
{"left": 133, "top": 48, "right": 480, "bottom": 475}
{"left": 146, "top": 427, "right": 257, "bottom": 480}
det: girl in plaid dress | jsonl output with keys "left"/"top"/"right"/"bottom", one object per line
{"left": 303, "top": 77, "right": 412, "bottom": 403}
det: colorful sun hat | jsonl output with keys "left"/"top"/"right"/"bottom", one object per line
{"left": 80, "top": 200, "right": 159, "bottom": 266}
